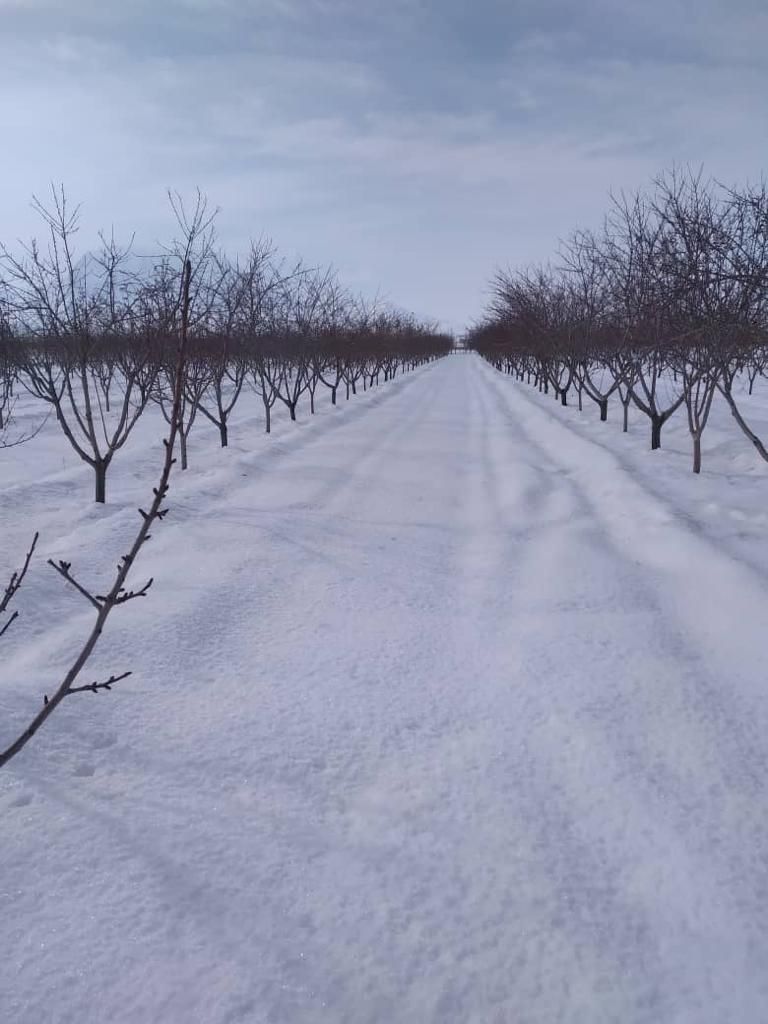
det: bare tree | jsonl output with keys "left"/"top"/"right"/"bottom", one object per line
{"left": 2, "top": 186, "right": 155, "bottom": 500}
{"left": 0, "top": 192, "right": 215, "bottom": 769}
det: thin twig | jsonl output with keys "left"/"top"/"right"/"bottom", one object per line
{"left": 64, "top": 671, "right": 132, "bottom": 697}
{"left": 0, "top": 533, "right": 39, "bottom": 635}
{"left": 47, "top": 559, "right": 103, "bottom": 610}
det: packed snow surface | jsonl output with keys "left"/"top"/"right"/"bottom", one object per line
{"left": 2, "top": 354, "right": 768, "bottom": 1023}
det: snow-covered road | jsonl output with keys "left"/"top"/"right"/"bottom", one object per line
{"left": 3, "top": 354, "right": 768, "bottom": 1023}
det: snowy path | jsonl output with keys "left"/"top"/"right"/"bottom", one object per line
{"left": 3, "top": 354, "right": 768, "bottom": 1023}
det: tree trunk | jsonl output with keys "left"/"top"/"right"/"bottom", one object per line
{"left": 692, "top": 434, "right": 702, "bottom": 474}
{"left": 180, "top": 433, "right": 188, "bottom": 470}
{"left": 219, "top": 420, "right": 228, "bottom": 448}
{"left": 622, "top": 399, "right": 630, "bottom": 433}
{"left": 651, "top": 415, "right": 662, "bottom": 451}
{"left": 331, "top": 386, "right": 337, "bottom": 406}
{"left": 94, "top": 461, "right": 107, "bottom": 504}
{"left": 560, "top": 388, "right": 567, "bottom": 406}
{"left": 289, "top": 401, "right": 297, "bottom": 421}
{"left": 599, "top": 399, "right": 608, "bottom": 422}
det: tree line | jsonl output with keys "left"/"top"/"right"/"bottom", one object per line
{"left": 469, "top": 169, "right": 768, "bottom": 473}
{"left": 1, "top": 186, "right": 452, "bottom": 501}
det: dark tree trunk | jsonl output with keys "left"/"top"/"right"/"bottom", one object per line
{"left": 651, "top": 415, "right": 662, "bottom": 450}
{"left": 219, "top": 420, "right": 228, "bottom": 448}
{"left": 94, "top": 461, "right": 107, "bottom": 504}
{"left": 599, "top": 399, "right": 608, "bottom": 422}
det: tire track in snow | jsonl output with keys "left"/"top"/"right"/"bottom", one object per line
{"left": 419, "top": 361, "right": 684, "bottom": 1020}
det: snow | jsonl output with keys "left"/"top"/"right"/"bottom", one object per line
{"left": 2, "top": 353, "right": 768, "bottom": 1023}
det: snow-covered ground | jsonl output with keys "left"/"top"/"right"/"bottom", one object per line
{"left": 2, "top": 353, "right": 768, "bottom": 1023}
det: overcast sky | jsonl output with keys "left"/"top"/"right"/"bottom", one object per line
{"left": 2, "top": 0, "right": 766, "bottom": 331}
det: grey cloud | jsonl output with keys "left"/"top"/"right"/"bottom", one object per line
{"left": 1, "top": 0, "right": 766, "bottom": 329}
